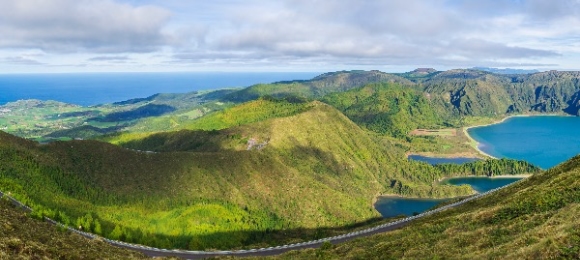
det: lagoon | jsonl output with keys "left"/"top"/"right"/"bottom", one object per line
{"left": 467, "top": 116, "right": 580, "bottom": 169}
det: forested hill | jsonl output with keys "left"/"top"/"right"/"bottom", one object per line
{"left": 224, "top": 70, "right": 413, "bottom": 102}
{"left": 0, "top": 100, "right": 540, "bottom": 250}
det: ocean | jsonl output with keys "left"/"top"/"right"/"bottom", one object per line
{"left": 468, "top": 116, "right": 580, "bottom": 169}
{"left": 0, "top": 72, "right": 320, "bottom": 106}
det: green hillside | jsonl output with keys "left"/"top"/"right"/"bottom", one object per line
{"left": 419, "top": 70, "right": 580, "bottom": 117}
{"left": 0, "top": 100, "right": 538, "bottom": 251}
{"left": 263, "top": 155, "right": 580, "bottom": 259}
{"left": 0, "top": 199, "right": 147, "bottom": 259}
{"left": 322, "top": 83, "right": 445, "bottom": 137}
{"left": 103, "top": 96, "right": 315, "bottom": 144}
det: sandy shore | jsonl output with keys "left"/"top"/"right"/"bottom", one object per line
{"left": 462, "top": 115, "right": 532, "bottom": 159}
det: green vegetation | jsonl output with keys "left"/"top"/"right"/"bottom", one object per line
{"left": 0, "top": 199, "right": 147, "bottom": 259}
{"left": 419, "top": 69, "right": 580, "bottom": 117}
{"left": 435, "top": 158, "right": 540, "bottom": 177}
{"left": 405, "top": 129, "right": 481, "bottom": 157}
{"left": 322, "top": 83, "right": 445, "bottom": 137}
{"left": 103, "top": 96, "right": 314, "bottom": 145}
{"left": 259, "top": 155, "right": 580, "bottom": 259}
{"left": 0, "top": 100, "right": 539, "bottom": 251}
{"left": 5, "top": 68, "right": 579, "bottom": 256}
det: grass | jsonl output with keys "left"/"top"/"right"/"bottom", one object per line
{"left": 0, "top": 198, "right": 148, "bottom": 260}
{"left": 404, "top": 127, "right": 483, "bottom": 158}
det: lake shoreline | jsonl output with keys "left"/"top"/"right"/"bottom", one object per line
{"left": 375, "top": 175, "right": 526, "bottom": 218}
{"left": 462, "top": 113, "right": 571, "bottom": 159}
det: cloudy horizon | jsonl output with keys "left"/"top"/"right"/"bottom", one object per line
{"left": 1, "top": 0, "right": 579, "bottom": 73}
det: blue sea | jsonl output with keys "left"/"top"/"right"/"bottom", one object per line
{"left": 0, "top": 72, "right": 320, "bottom": 106}
{"left": 468, "top": 116, "right": 580, "bottom": 169}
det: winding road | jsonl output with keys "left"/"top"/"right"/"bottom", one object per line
{"left": 1, "top": 180, "right": 520, "bottom": 259}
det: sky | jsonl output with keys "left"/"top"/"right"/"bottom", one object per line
{"left": 1, "top": 0, "right": 579, "bottom": 73}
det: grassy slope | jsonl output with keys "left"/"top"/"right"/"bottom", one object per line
{"left": 263, "top": 156, "right": 580, "bottom": 259}
{"left": 0, "top": 199, "right": 147, "bottom": 260}
{"left": 103, "top": 97, "right": 315, "bottom": 144}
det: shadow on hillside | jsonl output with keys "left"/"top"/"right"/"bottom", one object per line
{"left": 92, "top": 215, "right": 392, "bottom": 251}
{"left": 119, "top": 129, "right": 241, "bottom": 152}
{"left": 91, "top": 104, "right": 177, "bottom": 122}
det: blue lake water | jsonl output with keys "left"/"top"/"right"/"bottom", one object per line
{"left": 441, "top": 177, "right": 523, "bottom": 193}
{"left": 408, "top": 155, "right": 480, "bottom": 165}
{"left": 374, "top": 197, "right": 449, "bottom": 218}
{"left": 467, "top": 116, "right": 580, "bottom": 169}
{"left": 375, "top": 176, "right": 523, "bottom": 218}
{"left": 0, "top": 72, "right": 320, "bottom": 106}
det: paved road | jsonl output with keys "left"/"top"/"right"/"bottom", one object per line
{"left": 119, "top": 222, "right": 409, "bottom": 259}
{"left": 0, "top": 180, "right": 520, "bottom": 259}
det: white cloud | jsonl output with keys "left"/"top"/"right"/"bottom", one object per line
{"left": 2, "top": 56, "right": 45, "bottom": 65}
{"left": 0, "top": 0, "right": 579, "bottom": 72}
{"left": 0, "top": 0, "right": 172, "bottom": 52}
{"left": 168, "top": 0, "right": 563, "bottom": 69}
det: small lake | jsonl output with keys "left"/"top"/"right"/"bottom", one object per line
{"left": 441, "top": 176, "right": 523, "bottom": 193}
{"left": 408, "top": 155, "right": 480, "bottom": 165}
{"left": 374, "top": 176, "right": 523, "bottom": 218}
{"left": 374, "top": 197, "right": 449, "bottom": 218}
{"left": 467, "top": 116, "right": 580, "bottom": 169}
